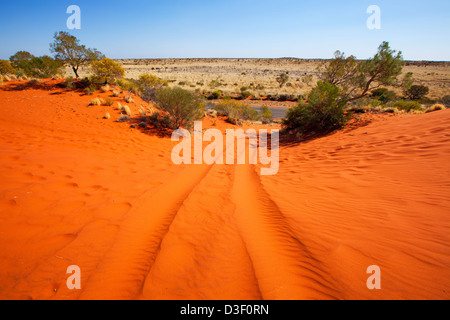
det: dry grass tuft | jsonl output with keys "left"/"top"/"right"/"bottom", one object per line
{"left": 138, "top": 105, "right": 146, "bottom": 116}
{"left": 112, "top": 90, "right": 120, "bottom": 97}
{"left": 89, "top": 98, "right": 102, "bottom": 106}
{"left": 100, "top": 84, "right": 110, "bottom": 92}
{"left": 104, "top": 112, "right": 111, "bottom": 120}
{"left": 122, "top": 105, "right": 132, "bottom": 116}
{"left": 104, "top": 98, "right": 114, "bottom": 106}
{"left": 3, "top": 75, "right": 11, "bottom": 82}
{"left": 117, "top": 115, "right": 130, "bottom": 122}
{"left": 125, "top": 95, "right": 134, "bottom": 104}
{"left": 425, "top": 104, "right": 446, "bottom": 113}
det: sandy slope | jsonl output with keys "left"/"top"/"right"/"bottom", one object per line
{"left": 0, "top": 80, "right": 449, "bottom": 300}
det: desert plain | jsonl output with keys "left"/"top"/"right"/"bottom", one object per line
{"left": 0, "top": 59, "right": 449, "bottom": 300}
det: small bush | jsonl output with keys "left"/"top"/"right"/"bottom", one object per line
{"left": 425, "top": 104, "right": 445, "bottom": 113}
{"left": 276, "top": 73, "right": 289, "bottom": 88}
{"left": 116, "top": 79, "right": 137, "bottom": 92}
{"left": 100, "top": 84, "right": 110, "bottom": 92}
{"left": 394, "top": 100, "right": 422, "bottom": 112}
{"left": 440, "top": 95, "right": 450, "bottom": 107}
{"left": 209, "top": 80, "right": 222, "bottom": 89}
{"left": 91, "top": 58, "right": 125, "bottom": 84}
{"left": 0, "top": 60, "right": 17, "bottom": 75}
{"left": 84, "top": 84, "right": 97, "bottom": 95}
{"left": 139, "top": 74, "right": 166, "bottom": 87}
{"left": 260, "top": 106, "right": 273, "bottom": 124}
{"left": 240, "top": 90, "right": 252, "bottom": 99}
{"left": 104, "top": 113, "right": 111, "bottom": 120}
{"left": 214, "top": 100, "right": 260, "bottom": 124}
{"left": 283, "top": 81, "right": 349, "bottom": 134}
{"left": 209, "top": 90, "right": 223, "bottom": 100}
{"left": 156, "top": 86, "right": 205, "bottom": 129}
{"left": 63, "top": 77, "right": 75, "bottom": 89}
{"left": 371, "top": 88, "right": 397, "bottom": 103}
{"left": 112, "top": 90, "right": 120, "bottom": 97}
{"left": 405, "top": 85, "right": 429, "bottom": 101}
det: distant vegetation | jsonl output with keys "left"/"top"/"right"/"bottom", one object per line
{"left": 282, "top": 41, "right": 447, "bottom": 138}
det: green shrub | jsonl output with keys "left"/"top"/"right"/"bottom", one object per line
{"left": 440, "top": 95, "right": 450, "bottom": 107}
{"left": 371, "top": 88, "right": 397, "bottom": 103}
{"left": 0, "top": 60, "right": 17, "bottom": 75}
{"left": 84, "top": 85, "right": 96, "bottom": 95}
{"left": 283, "top": 81, "right": 349, "bottom": 134}
{"left": 209, "top": 90, "right": 223, "bottom": 100}
{"left": 91, "top": 58, "right": 125, "bottom": 84}
{"left": 405, "top": 85, "right": 429, "bottom": 101}
{"left": 63, "top": 77, "right": 75, "bottom": 89}
{"left": 394, "top": 100, "right": 423, "bottom": 112}
{"left": 156, "top": 86, "right": 205, "bottom": 129}
{"left": 276, "top": 73, "right": 289, "bottom": 88}
{"left": 214, "top": 100, "right": 260, "bottom": 124}
{"left": 240, "top": 90, "right": 252, "bottom": 99}
{"left": 116, "top": 79, "right": 138, "bottom": 93}
{"left": 209, "top": 80, "right": 222, "bottom": 89}
{"left": 260, "top": 106, "right": 273, "bottom": 124}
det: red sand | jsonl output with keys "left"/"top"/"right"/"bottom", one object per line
{"left": 0, "top": 80, "right": 449, "bottom": 300}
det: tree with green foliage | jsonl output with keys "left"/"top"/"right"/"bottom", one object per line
{"left": 401, "top": 72, "right": 414, "bottom": 96}
{"left": 0, "top": 60, "right": 16, "bottom": 75}
{"left": 50, "top": 31, "right": 104, "bottom": 78}
{"left": 9, "top": 51, "right": 34, "bottom": 75}
{"left": 319, "top": 42, "right": 405, "bottom": 105}
{"left": 284, "top": 42, "right": 406, "bottom": 136}
{"left": 156, "top": 86, "right": 205, "bottom": 129}
{"left": 29, "top": 56, "right": 64, "bottom": 78}
{"left": 91, "top": 58, "right": 125, "bottom": 84}
{"left": 9, "top": 52, "right": 63, "bottom": 78}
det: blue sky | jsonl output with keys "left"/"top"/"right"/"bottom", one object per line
{"left": 0, "top": 0, "right": 449, "bottom": 60}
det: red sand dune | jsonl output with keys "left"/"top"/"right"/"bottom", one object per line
{"left": 0, "top": 80, "right": 449, "bottom": 300}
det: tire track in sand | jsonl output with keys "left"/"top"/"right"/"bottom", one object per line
{"left": 140, "top": 164, "right": 262, "bottom": 300}
{"left": 231, "top": 164, "right": 340, "bottom": 300}
{"left": 79, "top": 164, "right": 214, "bottom": 299}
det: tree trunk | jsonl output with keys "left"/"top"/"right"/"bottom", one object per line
{"left": 72, "top": 66, "right": 79, "bottom": 79}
